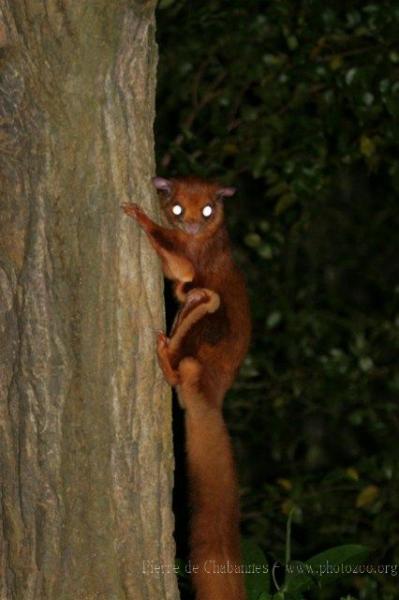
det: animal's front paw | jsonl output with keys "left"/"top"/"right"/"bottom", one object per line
{"left": 121, "top": 202, "right": 142, "bottom": 219}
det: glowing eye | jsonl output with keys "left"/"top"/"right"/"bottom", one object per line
{"left": 202, "top": 205, "right": 213, "bottom": 218}
{"left": 172, "top": 204, "right": 183, "bottom": 216}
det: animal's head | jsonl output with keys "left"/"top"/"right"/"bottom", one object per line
{"left": 153, "top": 176, "right": 235, "bottom": 236}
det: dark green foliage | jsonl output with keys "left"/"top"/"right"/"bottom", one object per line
{"left": 241, "top": 538, "right": 369, "bottom": 599}
{"left": 241, "top": 539, "right": 271, "bottom": 599}
{"left": 156, "top": 2, "right": 399, "bottom": 599}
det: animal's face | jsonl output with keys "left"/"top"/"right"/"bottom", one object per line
{"left": 153, "top": 176, "right": 235, "bottom": 236}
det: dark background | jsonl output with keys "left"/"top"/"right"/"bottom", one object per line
{"left": 155, "top": 2, "right": 399, "bottom": 598}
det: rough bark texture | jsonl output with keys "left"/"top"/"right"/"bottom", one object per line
{"left": 0, "top": 2, "right": 178, "bottom": 599}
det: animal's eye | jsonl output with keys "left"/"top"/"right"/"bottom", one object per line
{"left": 202, "top": 205, "right": 213, "bottom": 218}
{"left": 172, "top": 204, "right": 183, "bottom": 216}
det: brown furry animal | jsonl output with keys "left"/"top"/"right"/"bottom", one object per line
{"left": 122, "top": 176, "right": 251, "bottom": 600}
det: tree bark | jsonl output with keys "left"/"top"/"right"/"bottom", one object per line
{"left": 0, "top": 2, "right": 178, "bottom": 599}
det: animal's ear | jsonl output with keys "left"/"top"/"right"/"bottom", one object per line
{"left": 216, "top": 186, "right": 236, "bottom": 199}
{"left": 152, "top": 176, "right": 173, "bottom": 197}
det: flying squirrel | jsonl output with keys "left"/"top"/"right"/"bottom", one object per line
{"left": 122, "top": 175, "right": 251, "bottom": 600}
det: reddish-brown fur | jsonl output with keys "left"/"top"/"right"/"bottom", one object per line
{"left": 122, "top": 176, "right": 251, "bottom": 600}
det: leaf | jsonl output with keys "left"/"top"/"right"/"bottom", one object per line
{"left": 345, "top": 467, "right": 359, "bottom": 481}
{"left": 267, "top": 182, "right": 290, "bottom": 198}
{"left": 358, "top": 357, "right": 374, "bottom": 372}
{"left": 258, "top": 245, "right": 273, "bottom": 260}
{"left": 276, "top": 478, "right": 292, "bottom": 491}
{"left": 283, "top": 561, "right": 311, "bottom": 595}
{"left": 356, "top": 484, "right": 379, "bottom": 508}
{"left": 345, "top": 68, "right": 357, "bottom": 85}
{"left": 284, "top": 544, "right": 369, "bottom": 594}
{"left": 257, "top": 592, "right": 272, "bottom": 600}
{"left": 274, "top": 193, "right": 296, "bottom": 216}
{"left": 329, "top": 55, "right": 343, "bottom": 70}
{"left": 359, "top": 135, "right": 375, "bottom": 157}
{"left": 241, "top": 539, "right": 270, "bottom": 600}
{"left": 286, "top": 35, "right": 298, "bottom": 50}
{"left": 245, "top": 233, "right": 262, "bottom": 248}
{"left": 281, "top": 499, "right": 295, "bottom": 516}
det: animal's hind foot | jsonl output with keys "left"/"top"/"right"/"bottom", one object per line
{"left": 156, "top": 331, "right": 179, "bottom": 386}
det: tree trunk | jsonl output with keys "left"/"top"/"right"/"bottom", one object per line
{"left": 0, "top": 2, "right": 178, "bottom": 599}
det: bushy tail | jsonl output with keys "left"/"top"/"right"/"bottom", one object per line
{"left": 178, "top": 358, "right": 246, "bottom": 600}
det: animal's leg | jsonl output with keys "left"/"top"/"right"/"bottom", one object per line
{"left": 168, "top": 288, "right": 220, "bottom": 355}
{"left": 122, "top": 203, "right": 194, "bottom": 283}
{"left": 156, "top": 288, "right": 220, "bottom": 389}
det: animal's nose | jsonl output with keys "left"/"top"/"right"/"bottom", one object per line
{"left": 184, "top": 221, "right": 201, "bottom": 235}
